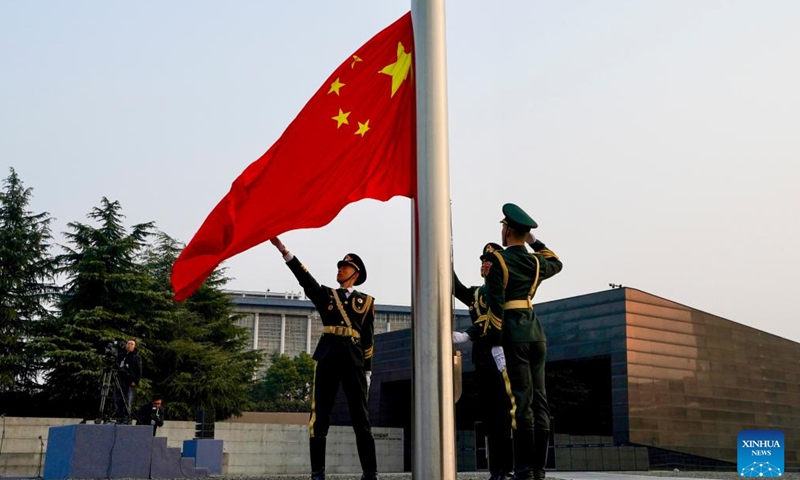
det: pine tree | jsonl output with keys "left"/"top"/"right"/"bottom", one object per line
{"left": 36, "top": 200, "right": 258, "bottom": 420}
{"left": 0, "top": 168, "right": 58, "bottom": 399}
{"left": 39, "top": 197, "right": 155, "bottom": 418}
{"left": 138, "top": 232, "right": 260, "bottom": 421}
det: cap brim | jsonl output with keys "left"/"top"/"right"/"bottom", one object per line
{"left": 502, "top": 218, "right": 537, "bottom": 230}
{"left": 337, "top": 260, "right": 360, "bottom": 271}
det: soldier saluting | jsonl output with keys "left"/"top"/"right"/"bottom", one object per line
{"left": 483, "top": 204, "right": 563, "bottom": 480}
{"left": 269, "top": 237, "right": 378, "bottom": 480}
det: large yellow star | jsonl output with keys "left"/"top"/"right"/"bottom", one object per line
{"left": 328, "top": 77, "right": 345, "bottom": 96}
{"left": 379, "top": 42, "right": 412, "bottom": 97}
{"left": 332, "top": 108, "right": 351, "bottom": 129}
{"left": 354, "top": 120, "right": 371, "bottom": 137}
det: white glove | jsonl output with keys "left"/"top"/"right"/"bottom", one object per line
{"left": 366, "top": 371, "right": 372, "bottom": 390}
{"left": 525, "top": 232, "right": 537, "bottom": 245}
{"left": 452, "top": 331, "right": 471, "bottom": 344}
{"left": 269, "top": 237, "right": 286, "bottom": 253}
{"left": 270, "top": 237, "right": 294, "bottom": 261}
{"left": 491, "top": 346, "right": 506, "bottom": 371}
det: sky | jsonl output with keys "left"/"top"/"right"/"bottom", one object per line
{"left": 2, "top": 1, "right": 799, "bottom": 342}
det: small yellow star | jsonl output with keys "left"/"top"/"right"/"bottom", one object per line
{"left": 351, "top": 55, "right": 362, "bottom": 69}
{"left": 328, "top": 77, "right": 345, "bottom": 96}
{"left": 379, "top": 42, "right": 412, "bottom": 97}
{"left": 354, "top": 120, "right": 370, "bottom": 137}
{"left": 331, "top": 108, "right": 351, "bottom": 129}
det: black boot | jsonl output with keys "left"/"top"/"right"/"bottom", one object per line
{"left": 532, "top": 430, "right": 550, "bottom": 480}
{"left": 488, "top": 431, "right": 514, "bottom": 479}
{"left": 512, "top": 428, "right": 535, "bottom": 480}
{"left": 310, "top": 436, "right": 326, "bottom": 480}
{"left": 356, "top": 433, "right": 378, "bottom": 480}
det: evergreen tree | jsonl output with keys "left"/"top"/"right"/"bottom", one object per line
{"left": 39, "top": 197, "right": 155, "bottom": 418}
{"left": 35, "top": 200, "right": 258, "bottom": 420}
{"left": 294, "top": 351, "right": 314, "bottom": 400}
{"left": 138, "top": 232, "right": 260, "bottom": 421}
{"left": 0, "top": 168, "right": 58, "bottom": 398}
{"left": 250, "top": 351, "right": 314, "bottom": 412}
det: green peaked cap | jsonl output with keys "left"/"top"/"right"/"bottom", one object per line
{"left": 501, "top": 203, "right": 538, "bottom": 231}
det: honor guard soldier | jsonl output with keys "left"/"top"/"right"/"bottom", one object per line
{"left": 483, "top": 204, "right": 563, "bottom": 480}
{"left": 453, "top": 242, "right": 513, "bottom": 480}
{"left": 270, "top": 237, "right": 378, "bottom": 480}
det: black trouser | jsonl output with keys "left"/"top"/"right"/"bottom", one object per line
{"left": 503, "top": 341, "right": 549, "bottom": 478}
{"left": 474, "top": 342, "right": 513, "bottom": 475}
{"left": 113, "top": 383, "right": 135, "bottom": 419}
{"left": 309, "top": 359, "right": 376, "bottom": 475}
{"left": 503, "top": 340, "right": 549, "bottom": 431}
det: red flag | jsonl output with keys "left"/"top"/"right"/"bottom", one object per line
{"left": 171, "top": 13, "right": 416, "bottom": 301}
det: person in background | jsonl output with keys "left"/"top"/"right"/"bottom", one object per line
{"left": 114, "top": 339, "right": 142, "bottom": 421}
{"left": 135, "top": 395, "right": 165, "bottom": 436}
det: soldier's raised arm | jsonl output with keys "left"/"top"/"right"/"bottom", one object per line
{"left": 269, "top": 237, "right": 328, "bottom": 309}
{"left": 525, "top": 232, "right": 563, "bottom": 282}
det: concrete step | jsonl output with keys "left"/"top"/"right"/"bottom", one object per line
{"left": 150, "top": 436, "right": 185, "bottom": 479}
{"left": 193, "top": 466, "right": 210, "bottom": 478}
{"left": 180, "top": 456, "right": 196, "bottom": 474}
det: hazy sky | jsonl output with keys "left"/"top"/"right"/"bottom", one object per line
{"left": 2, "top": 1, "right": 799, "bottom": 342}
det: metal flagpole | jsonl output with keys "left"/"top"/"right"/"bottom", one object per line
{"left": 410, "top": 0, "right": 456, "bottom": 479}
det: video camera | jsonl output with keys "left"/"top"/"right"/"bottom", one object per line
{"left": 145, "top": 406, "right": 164, "bottom": 426}
{"left": 103, "top": 340, "right": 128, "bottom": 365}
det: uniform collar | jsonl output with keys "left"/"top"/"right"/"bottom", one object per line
{"left": 337, "top": 286, "right": 355, "bottom": 297}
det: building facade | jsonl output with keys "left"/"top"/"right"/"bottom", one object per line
{"left": 226, "top": 289, "right": 468, "bottom": 371}
{"left": 227, "top": 287, "right": 800, "bottom": 471}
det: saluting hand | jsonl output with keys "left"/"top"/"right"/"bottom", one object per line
{"left": 524, "top": 232, "right": 536, "bottom": 245}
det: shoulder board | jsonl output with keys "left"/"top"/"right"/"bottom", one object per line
{"left": 352, "top": 292, "right": 374, "bottom": 315}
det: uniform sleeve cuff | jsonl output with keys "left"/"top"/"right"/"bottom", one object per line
{"left": 530, "top": 240, "right": 546, "bottom": 251}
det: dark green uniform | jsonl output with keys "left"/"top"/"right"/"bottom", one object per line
{"left": 485, "top": 232, "right": 562, "bottom": 479}
{"left": 454, "top": 271, "right": 513, "bottom": 479}
{"left": 285, "top": 255, "right": 377, "bottom": 480}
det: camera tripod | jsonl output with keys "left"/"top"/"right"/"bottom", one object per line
{"left": 95, "top": 366, "right": 132, "bottom": 424}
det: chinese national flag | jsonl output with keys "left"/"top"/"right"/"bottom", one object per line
{"left": 171, "top": 13, "right": 415, "bottom": 301}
